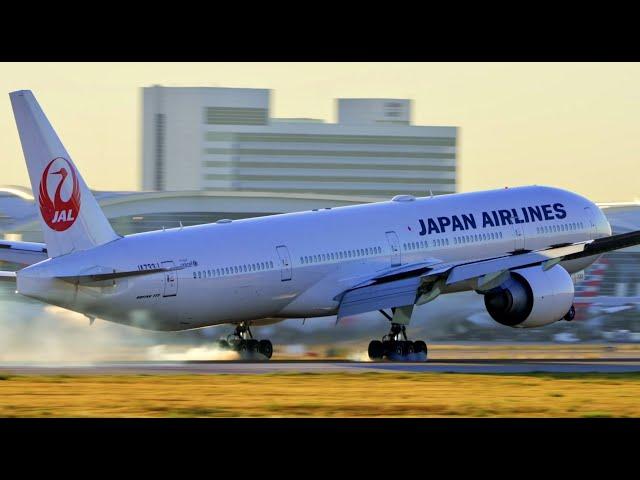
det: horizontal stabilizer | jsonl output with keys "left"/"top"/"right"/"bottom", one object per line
{"left": 0, "top": 271, "right": 17, "bottom": 282}
{"left": 57, "top": 265, "right": 183, "bottom": 285}
{"left": 0, "top": 240, "right": 48, "bottom": 266}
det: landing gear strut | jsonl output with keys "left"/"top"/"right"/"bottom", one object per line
{"left": 367, "top": 308, "right": 428, "bottom": 361}
{"left": 217, "top": 322, "right": 273, "bottom": 359}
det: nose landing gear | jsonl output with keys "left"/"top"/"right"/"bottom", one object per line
{"left": 564, "top": 304, "right": 576, "bottom": 321}
{"left": 217, "top": 322, "right": 273, "bottom": 359}
{"left": 367, "top": 307, "right": 428, "bottom": 362}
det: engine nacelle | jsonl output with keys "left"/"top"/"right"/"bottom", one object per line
{"left": 483, "top": 265, "right": 574, "bottom": 328}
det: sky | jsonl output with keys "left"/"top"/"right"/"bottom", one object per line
{"left": 1, "top": 62, "right": 639, "bottom": 202}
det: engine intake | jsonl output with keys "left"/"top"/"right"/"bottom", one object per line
{"left": 483, "top": 265, "right": 574, "bottom": 328}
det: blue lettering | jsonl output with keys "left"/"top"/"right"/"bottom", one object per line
{"left": 418, "top": 219, "right": 427, "bottom": 236}
{"left": 492, "top": 211, "right": 500, "bottom": 226}
{"left": 498, "top": 209, "right": 513, "bottom": 225}
{"left": 437, "top": 216, "right": 451, "bottom": 232}
{"left": 511, "top": 208, "right": 524, "bottom": 224}
{"left": 462, "top": 214, "right": 476, "bottom": 230}
{"left": 527, "top": 206, "right": 543, "bottom": 222}
{"left": 451, "top": 215, "right": 464, "bottom": 231}
{"left": 553, "top": 203, "right": 567, "bottom": 219}
{"left": 482, "top": 212, "right": 495, "bottom": 228}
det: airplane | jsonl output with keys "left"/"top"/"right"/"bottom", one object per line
{"left": 3, "top": 89, "right": 640, "bottom": 361}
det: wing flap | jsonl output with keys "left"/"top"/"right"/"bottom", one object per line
{"left": 337, "top": 276, "right": 422, "bottom": 319}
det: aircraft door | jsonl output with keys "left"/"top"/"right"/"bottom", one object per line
{"left": 584, "top": 207, "right": 597, "bottom": 240}
{"left": 513, "top": 224, "right": 525, "bottom": 251}
{"left": 385, "top": 231, "right": 401, "bottom": 266}
{"left": 161, "top": 260, "right": 178, "bottom": 297}
{"left": 276, "top": 245, "right": 292, "bottom": 281}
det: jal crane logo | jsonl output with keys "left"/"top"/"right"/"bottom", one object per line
{"left": 38, "top": 157, "right": 81, "bottom": 231}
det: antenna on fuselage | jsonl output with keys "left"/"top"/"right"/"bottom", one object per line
{"left": 179, "top": 221, "right": 183, "bottom": 230}
{"left": 429, "top": 188, "right": 434, "bottom": 198}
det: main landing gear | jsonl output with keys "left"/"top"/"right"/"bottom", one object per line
{"left": 367, "top": 307, "right": 428, "bottom": 362}
{"left": 217, "top": 322, "right": 273, "bottom": 359}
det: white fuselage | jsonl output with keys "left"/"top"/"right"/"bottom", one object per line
{"left": 16, "top": 186, "right": 611, "bottom": 331}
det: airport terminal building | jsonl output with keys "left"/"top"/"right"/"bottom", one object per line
{"left": 141, "top": 86, "right": 457, "bottom": 198}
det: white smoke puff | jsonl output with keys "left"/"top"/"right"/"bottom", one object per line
{"left": 146, "top": 344, "right": 241, "bottom": 361}
{"left": 0, "top": 299, "right": 154, "bottom": 362}
{"left": 42, "top": 305, "right": 88, "bottom": 323}
{"left": 347, "top": 350, "right": 372, "bottom": 362}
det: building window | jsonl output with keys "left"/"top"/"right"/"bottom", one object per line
{"left": 204, "top": 107, "right": 267, "bottom": 126}
{"left": 154, "top": 113, "right": 166, "bottom": 191}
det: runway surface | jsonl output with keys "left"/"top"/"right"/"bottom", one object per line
{"left": 2, "top": 358, "right": 640, "bottom": 374}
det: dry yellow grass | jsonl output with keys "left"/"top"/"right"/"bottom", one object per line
{"left": 0, "top": 372, "right": 639, "bottom": 417}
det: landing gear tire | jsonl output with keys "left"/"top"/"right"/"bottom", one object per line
{"left": 564, "top": 305, "right": 576, "bottom": 321}
{"left": 246, "top": 339, "right": 259, "bottom": 353}
{"left": 405, "top": 342, "right": 415, "bottom": 355}
{"left": 372, "top": 316, "right": 429, "bottom": 362}
{"left": 368, "top": 340, "right": 384, "bottom": 360}
{"left": 258, "top": 340, "right": 273, "bottom": 359}
{"left": 413, "top": 340, "right": 427, "bottom": 355}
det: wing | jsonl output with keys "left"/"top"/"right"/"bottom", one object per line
{"left": 0, "top": 240, "right": 48, "bottom": 267}
{"left": 335, "top": 230, "right": 640, "bottom": 320}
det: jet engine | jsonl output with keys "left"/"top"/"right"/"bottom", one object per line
{"left": 483, "top": 265, "right": 574, "bottom": 328}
